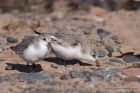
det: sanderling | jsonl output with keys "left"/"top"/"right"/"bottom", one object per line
{"left": 50, "top": 32, "right": 98, "bottom": 65}
{"left": 11, "top": 32, "right": 52, "bottom": 70}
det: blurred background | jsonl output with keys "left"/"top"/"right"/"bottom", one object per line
{"left": 0, "top": 0, "right": 139, "bottom": 13}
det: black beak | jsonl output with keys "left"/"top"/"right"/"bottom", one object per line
{"left": 32, "top": 28, "right": 42, "bottom": 35}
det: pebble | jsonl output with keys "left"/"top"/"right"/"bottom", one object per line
{"left": 123, "top": 55, "right": 140, "bottom": 63}
{"left": 83, "top": 26, "right": 94, "bottom": 35}
{"left": 25, "top": 88, "right": 49, "bottom": 93}
{"left": 105, "top": 46, "right": 114, "bottom": 57}
{"left": 5, "top": 65, "right": 13, "bottom": 70}
{"left": 6, "top": 37, "right": 18, "bottom": 43}
{"left": 112, "top": 51, "right": 122, "bottom": 57}
{"left": 96, "top": 90, "right": 109, "bottom": 93}
{"left": 111, "top": 35, "right": 122, "bottom": 44}
{"left": 18, "top": 71, "right": 53, "bottom": 81}
{"left": 123, "top": 68, "right": 140, "bottom": 77}
{"left": 0, "top": 45, "right": 4, "bottom": 53}
{"left": 0, "top": 76, "right": 5, "bottom": 83}
{"left": 94, "top": 16, "right": 105, "bottom": 24}
{"left": 51, "top": 13, "right": 64, "bottom": 21}
{"left": 60, "top": 71, "right": 94, "bottom": 81}
{"left": 97, "top": 29, "right": 111, "bottom": 38}
{"left": 83, "top": 29, "right": 91, "bottom": 35}
{"left": 119, "top": 46, "right": 134, "bottom": 55}
{"left": 50, "top": 63, "right": 58, "bottom": 68}
{"left": 96, "top": 69, "right": 122, "bottom": 79}
{"left": 96, "top": 41, "right": 104, "bottom": 47}
{"left": 109, "top": 58, "right": 123, "bottom": 63}
{"left": 44, "top": 79, "right": 60, "bottom": 86}
{"left": 97, "top": 49, "right": 106, "bottom": 57}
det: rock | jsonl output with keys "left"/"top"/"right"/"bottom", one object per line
{"left": 112, "top": 51, "right": 122, "bottom": 57}
{"left": 97, "top": 49, "right": 106, "bottom": 57}
{"left": 94, "top": 16, "right": 105, "bottom": 24}
{"left": 111, "top": 35, "right": 122, "bottom": 44}
{"left": 105, "top": 46, "right": 114, "bottom": 57}
{"left": 44, "top": 79, "right": 60, "bottom": 86}
{"left": 5, "top": 65, "right": 13, "bottom": 70}
{"left": 96, "top": 69, "right": 122, "bottom": 79}
{"left": 18, "top": 71, "right": 53, "bottom": 81}
{"left": 97, "top": 29, "right": 111, "bottom": 38}
{"left": 70, "top": 71, "right": 92, "bottom": 78}
{"left": 83, "top": 29, "right": 91, "bottom": 35}
{"left": 96, "top": 90, "right": 109, "bottom": 93}
{"left": 51, "top": 12, "right": 64, "bottom": 21}
{"left": 60, "top": 72, "right": 71, "bottom": 80}
{"left": 6, "top": 37, "right": 18, "bottom": 43}
{"left": 102, "top": 36, "right": 115, "bottom": 46}
{"left": 83, "top": 26, "right": 94, "bottom": 35}
{"left": 0, "top": 76, "right": 5, "bottom": 83}
{"left": 96, "top": 41, "right": 104, "bottom": 47}
{"left": 50, "top": 63, "right": 58, "bottom": 68}
{"left": 25, "top": 88, "right": 50, "bottom": 93}
{"left": 0, "top": 45, "right": 4, "bottom": 53}
{"left": 109, "top": 58, "right": 123, "bottom": 63}
{"left": 123, "top": 55, "right": 140, "bottom": 63}
{"left": 123, "top": 68, "right": 140, "bottom": 77}
{"left": 119, "top": 46, "right": 134, "bottom": 55}
{"left": 60, "top": 71, "right": 94, "bottom": 81}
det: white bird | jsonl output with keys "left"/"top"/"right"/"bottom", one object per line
{"left": 50, "top": 32, "right": 98, "bottom": 65}
{"left": 11, "top": 32, "right": 51, "bottom": 70}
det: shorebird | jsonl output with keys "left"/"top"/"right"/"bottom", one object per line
{"left": 49, "top": 32, "right": 98, "bottom": 65}
{"left": 10, "top": 32, "right": 52, "bottom": 70}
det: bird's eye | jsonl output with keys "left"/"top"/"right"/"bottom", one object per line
{"left": 43, "top": 38, "right": 46, "bottom": 41}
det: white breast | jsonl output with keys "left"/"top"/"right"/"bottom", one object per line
{"left": 23, "top": 44, "right": 48, "bottom": 62}
{"left": 51, "top": 43, "right": 82, "bottom": 60}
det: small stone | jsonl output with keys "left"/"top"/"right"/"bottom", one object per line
{"left": 44, "top": 79, "right": 59, "bottom": 86}
{"left": 51, "top": 13, "right": 64, "bottom": 21}
{"left": 94, "top": 16, "right": 105, "bottom": 24}
{"left": 105, "top": 46, "right": 114, "bottom": 57}
{"left": 0, "top": 45, "right": 4, "bottom": 53}
{"left": 83, "top": 26, "right": 94, "bottom": 35}
{"left": 60, "top": 71, "right": 94, "bottom": 80}
{"left": 97, "top": 29, "right": 111, "bottom": 38}
{"left": 83, "top": 30, "right": 91, "bottom": 35}
{"left": 123, "top": 68, "right": 140, "bottom": 77}
{"left": 0, "top": 76, "right": 5, "bottom": 83}
{"left": 6, "top": 37, "right": 18, "bottom": 43}
{"left": 111, "top": 35, "right": 122, "bottom": 44}
{"left": 5, "top": 65, "right": 13, "bottom": 70}
{"left": 60, "top": 72, "right": 71, "bottom": 80}
{"left": 119, "top": 46, "right": 134, "bottom": 55}
{"left": 109, "top": 58, "right": 123, "bottom": 63}
{"left": 112, "top": 51, "right": 122, "bottom": 57}
{"left": 96, "top": 69, "right": 122, "bottom": 79}
{"left": 96, "top": 41, "right": 104, "bottom": 47}
{"left": 50, "top": 63, "right": 58, "bottom": 68}
{"left": 26, "top": 88, "right": 49, "bottom": 93}
{"left": 123, "top": 55, "right": 140, "bottom": 63}
{"left": 97, "top": 49, "right": 106, "bottom": 57}
{"left": 96, "top": 90, "right": 109, "bottom": 93}
{"left": 19, "top": 71, "right": 53, "bottom": 81}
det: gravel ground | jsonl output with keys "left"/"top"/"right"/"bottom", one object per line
{"left": 0, "top": 6, "right": 140, "bottom": 93}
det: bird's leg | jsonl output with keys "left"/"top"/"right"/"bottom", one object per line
{"left": 32, "top": 63, "right": 37, "bottom": 68}
{"left": 27, "top": 63, "right": 34, "bottom": 73}
{"left": 52, "top": 49, "right": 66, "bottom": 66}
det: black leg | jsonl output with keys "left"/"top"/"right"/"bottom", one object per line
{"left": 52, "top": 49, "right": 66, "bottom": 66}
{"left": 27, "top": 63, "right": 34, "bottom": 73}
{"left": 32, "top": 63, "right": 37, "bottom": 68}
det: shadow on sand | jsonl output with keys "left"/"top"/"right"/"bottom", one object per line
{"left": 6, "top": 63, "right": 43, "bottom": 73}
{"left": 44, "top": 57, "right": 92, "bottom": 66}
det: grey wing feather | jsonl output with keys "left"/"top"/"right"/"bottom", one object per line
{"left": 10, "top": 36, "right": 35, "bottom": 55}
